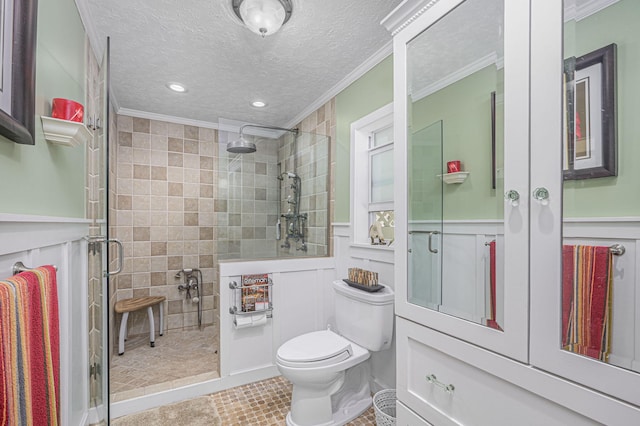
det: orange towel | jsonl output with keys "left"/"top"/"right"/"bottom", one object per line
{"left": 0, "top": 265, "right": 59, "bottom": 425}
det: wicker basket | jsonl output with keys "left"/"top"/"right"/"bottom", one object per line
{"left": 373, "top": 389, "right": 396, "bottom": 426}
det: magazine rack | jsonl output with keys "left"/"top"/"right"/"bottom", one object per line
{"left": 228, "top": 279, "right": 273, "bottom": 318}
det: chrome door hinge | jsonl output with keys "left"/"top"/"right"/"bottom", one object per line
{"left": 90, "top": 362, "right": 102, "bottom": 378}
{"left": 88, "top": 241, "right": 102, "bottom": 256}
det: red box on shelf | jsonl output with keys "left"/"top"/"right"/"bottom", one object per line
{"left": 51, "top": 98, "right": 84, "bottom": 123}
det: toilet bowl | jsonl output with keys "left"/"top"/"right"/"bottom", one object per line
{"left": 276, "top": 330, "right": 371, "bottom": 426}
{"left": 276, "top": 280, "right": 395, "bottom": 426}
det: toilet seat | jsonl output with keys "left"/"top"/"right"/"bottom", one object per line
{"left": 277, "top": 330, "right": 354, "bottom": 368}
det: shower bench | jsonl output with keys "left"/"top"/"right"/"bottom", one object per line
{"left": 115, "top": 296, "right": 166, "bottom": 355}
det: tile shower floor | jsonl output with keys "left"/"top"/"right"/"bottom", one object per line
{"left": 110, "top": 325, "right": 219, "bottom": 402}
{"left": 112, "top": 376, "right": 377, "bottom": 426}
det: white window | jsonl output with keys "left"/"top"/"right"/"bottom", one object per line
{"left": 351, "top": 103, "right": 394, "bottom": 245}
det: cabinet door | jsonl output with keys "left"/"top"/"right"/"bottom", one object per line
{"left": 530, "top": 0, "right": 640, "bottom": 407}
{"left": 393, "top": 0, "right": 531, "bottom": 361}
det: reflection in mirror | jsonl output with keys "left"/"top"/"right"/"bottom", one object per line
{"left": 561, "top": 0, "right": 640, "bottom": 372}
{"left": 406, "top": 0, "right": 505, "bottom": 329}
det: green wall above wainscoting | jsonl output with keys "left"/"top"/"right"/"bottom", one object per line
{"left": 562, "top": 0, "right": 640, "bottom": 217}
{"left": 0, "top": 0, "right": 86, "bottom": 218}
{"left": 410, "top": 65, "right": 503, "bottom": 221}
{"left": 335, "top": 56, "right": 393, "bottom": 223}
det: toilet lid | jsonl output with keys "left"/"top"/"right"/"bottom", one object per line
{"left": 277, "top": 330, "right": 353, "bottom": 365}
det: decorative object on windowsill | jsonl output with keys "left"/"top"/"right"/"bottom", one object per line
{"left": 437, "top": 171, "right": 470, "bottom": 184}
{"left": 369, "top": 221, "right": 386, "bottom": 245}
{"left": 41, "top": 116, "right": 92, "bottom": 147}
{"left": 344, "top": 267, "right": 384, "bottom": 292}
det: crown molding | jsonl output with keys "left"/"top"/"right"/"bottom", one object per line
{"left": 411, "top": 52, "right": 499, "bottom": 102}
{"left": 283, "top": 41, "right": 392, "bottom": 129}
{"left": 117, "top": 108, "right": 219, "bottom": 129}
{"left": 564, "top": 0, "right": 619, "bottom": 22}
{"left": 380, "top": 0, "right": 439, "bottom": 36}
{"left": 74, "top": 0, "right": 104, "bottom": 60}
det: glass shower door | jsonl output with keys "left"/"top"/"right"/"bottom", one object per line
{"left": 407, "top": 121, "right": 443, "bottom": 310}
{"left": 88, "top": 38, "right": 111, "bottom": 424}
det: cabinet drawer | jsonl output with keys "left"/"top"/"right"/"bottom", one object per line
{"left": 396, "top": 317, "right": 598, "bottom": 426}
{"left": 397, "top": 401, "right": 432, "bottom": 426}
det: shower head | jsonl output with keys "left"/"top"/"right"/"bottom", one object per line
{"left": 227, "top": 124, "right": 298, "bottom": 154}
{"left": 226, "top": 137, "right": 257, "bottom": 154}
{"left": 287, "top": 172, "right": 297, "bottom": 178}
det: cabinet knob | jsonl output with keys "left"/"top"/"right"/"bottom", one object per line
{"left": 504, "top": 189, "right": 520, "bottom": 207}
{"left": 532, "top": 187, "right": 550, "bottom": 205}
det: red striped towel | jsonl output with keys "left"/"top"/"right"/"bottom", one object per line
{"left": 486, "top": 240, "right": 503, "bottom": 331}
{"left": 0, "top": 265, "right": 59, "bottom": 426}
{"left": 562, "top": 245, "right": 612, "bottom": 361}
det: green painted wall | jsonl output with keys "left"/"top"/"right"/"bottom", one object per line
{"left": 562, "top": 0, "right": 640, "bottom": 217}
{"left": 406, "top": 0, "right": 639, "bottom": 220}
{"left": 410, "top": 66, "right": 503, "bottom": 220}
{"left": 334, "top": 56, "right": 393, "bottom": 222}
{"left": 0, "top": 0, "right": 86, "bottom": 217}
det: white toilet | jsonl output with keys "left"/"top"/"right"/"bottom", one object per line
{"left": 276, "top": 279, "right": 394, "bottom": 426}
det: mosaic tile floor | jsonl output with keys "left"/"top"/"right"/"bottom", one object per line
{"left": 110, "top": 325, "right": 219, "bottom": 402}
{"left": 112, "top": 376, "right": 377, "bottom": 426}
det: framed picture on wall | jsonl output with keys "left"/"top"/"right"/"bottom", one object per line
{"left": 0, "top": 0, "right": 37, "bottom": 145}
{"left": 563, "top": 43, "right": 617, "bottom": 180}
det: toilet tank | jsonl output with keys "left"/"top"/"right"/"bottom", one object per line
{"left": 333, "top": 280, "right": 394, "bottom": 351}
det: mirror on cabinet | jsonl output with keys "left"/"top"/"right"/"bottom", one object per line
{"left": 561, "top": 0, "right": 640, "bottom": 373}
{"left": 406, "top": 0, "right": 505, "bottom": 328}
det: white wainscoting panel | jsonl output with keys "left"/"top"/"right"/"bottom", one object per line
{"left": 219, "top": 257, "right": 336, "bottom": 378}
{"left": 0, "top": 214, "right": 91, "bottom": 426}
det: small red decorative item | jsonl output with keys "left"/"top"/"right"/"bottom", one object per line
{"left": 51, "top": 98, "right": 84, "bottom": 123}
{"left": 447, "top": 160, "right": 461, "bottom": 173}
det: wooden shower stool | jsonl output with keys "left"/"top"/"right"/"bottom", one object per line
{"left": 115, "top": 296, "right": 166, "bottom": 355}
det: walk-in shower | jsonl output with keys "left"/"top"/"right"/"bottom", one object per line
{"left": 218, "top": 123, "right": 330, "bottom": 258}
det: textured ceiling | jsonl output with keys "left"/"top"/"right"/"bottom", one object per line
{"left": 83, "top": 0, "right": 403, "bottom": 127}
{"left": 408, "top": 0, "right": 503, "bottom": 98}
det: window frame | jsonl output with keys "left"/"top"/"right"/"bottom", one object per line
{"left": 350, "top": 103, "right": 394, "bottom": 245}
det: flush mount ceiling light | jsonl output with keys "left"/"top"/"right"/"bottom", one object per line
{"left": 232, "top": 0, "right": 293, "bottom": 37}
{"left": 252, "top": 100, "right": 267, "bottom": 107}
{"left": 167, "top": 82, "right": 187, "bottom": 93}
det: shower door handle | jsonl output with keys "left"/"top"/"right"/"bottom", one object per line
{"left": 428, "top": 231, "right": 440, "bottom": 254}
{"left": 107, "top": 238, "right": 124, "bottom": 275}
{"left": 86, "top": 236, "right": 124, "bottom": 276}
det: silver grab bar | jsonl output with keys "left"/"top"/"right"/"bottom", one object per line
{"left": 428, "top": 231, "right": 440, "bottom": 254}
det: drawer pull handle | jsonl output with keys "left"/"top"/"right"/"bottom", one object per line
{"left": 426, "top": 374, "right": 455, "bottom": 394}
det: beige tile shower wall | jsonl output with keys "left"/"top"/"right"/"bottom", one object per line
{"left": 278, "top": 99, "right": 336, "bottom": 256}
{"left": 113, "top": 115, "right": 219, "bottom": 337}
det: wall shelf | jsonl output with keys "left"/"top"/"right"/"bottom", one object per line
{"left": 438, "top": 171, "right": 470, "bottom": 184}
{"left": 41, "top": 116, "right": 92, "bottom": 147}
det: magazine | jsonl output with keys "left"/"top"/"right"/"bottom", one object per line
{"left": 241, "top": 273, "right": 270, "bottom": 312}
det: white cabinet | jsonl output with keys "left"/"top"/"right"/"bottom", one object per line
{"left": 385, "top": 0, "right": 640, "bottom": 423}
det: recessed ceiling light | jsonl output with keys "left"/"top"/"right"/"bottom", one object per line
{"left": 167, "top": 83, "right": 187, "bottom": 93}
{"left": 252, "top": 100, "right": 266, "bottom": 107}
